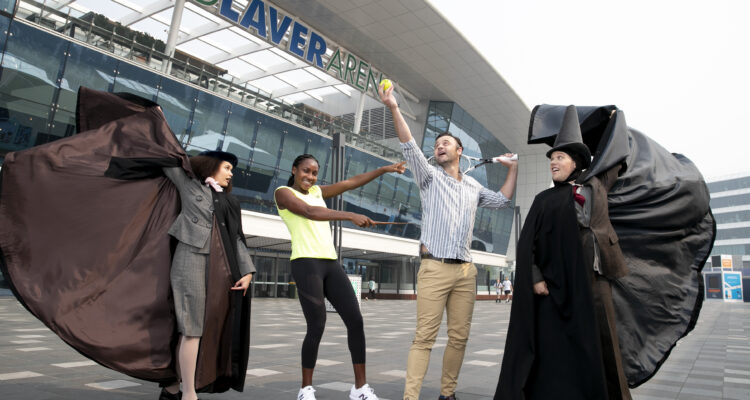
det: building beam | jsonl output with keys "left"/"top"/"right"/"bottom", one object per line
{"left": 119, "top": 0, "right": 174, "bottom": 26}
{"left": 163, "top": 0, "right": 186, "bottom": 73}
{"left": 271, "top": 78, "right": 340, "bottom": 98}
{"left": 205, "top": 41, "right": 273, "bottom": 64}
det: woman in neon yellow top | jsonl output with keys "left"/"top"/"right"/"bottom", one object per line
{"left": 275, "top": 154, "right": 405, "bottom": 400}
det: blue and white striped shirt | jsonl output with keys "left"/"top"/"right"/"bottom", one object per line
{"left": 401, "top": 138, "right": 511, "bottom": 262}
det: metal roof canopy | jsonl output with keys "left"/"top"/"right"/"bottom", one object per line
{"left": 45, "top": 0, "right": 386, "bottom": 106}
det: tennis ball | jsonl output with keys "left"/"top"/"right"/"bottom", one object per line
{"left": 380, "top": 79, "right": 392, "bottom": 91}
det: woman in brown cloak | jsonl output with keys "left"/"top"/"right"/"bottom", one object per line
{"left": 0, "top": 88, "right": 254, "bottom": 399}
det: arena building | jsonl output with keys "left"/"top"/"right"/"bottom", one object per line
{"left": 0, "top": 0, "right": 553, "bottom": 298}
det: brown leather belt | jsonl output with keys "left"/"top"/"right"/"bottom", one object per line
{"left": 420, "top": 253, "right": 466, "bottom": 264}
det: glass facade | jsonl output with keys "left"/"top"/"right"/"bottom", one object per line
{"left": 0, "top": 17, "right": 514, "bottom": 297}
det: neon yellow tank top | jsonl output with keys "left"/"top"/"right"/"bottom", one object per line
{"left": 275, "top": 185, "right": 338, "bottom": 260}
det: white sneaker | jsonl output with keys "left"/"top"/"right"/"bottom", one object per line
{"left": 349, "top": 383, "right": 378, "bottom": 400}
{"left": 297, "top": 385, "right": 316, "bottom": 400}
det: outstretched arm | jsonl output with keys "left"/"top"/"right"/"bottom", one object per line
{"left": 320, "top": 161, "right": 406, "bottom": 198}
{"left": 379, "top": 83, "right": 412, "bottom": 143}
{"left": 275, "top": 187, "right": 374, "bottom": 227}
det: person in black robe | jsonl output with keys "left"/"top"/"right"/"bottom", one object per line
{"left": 495, "top": 106, "right": 610, "bottom": 399}
{"left": 495, "top": 104, "right": 714, "bottom": 399}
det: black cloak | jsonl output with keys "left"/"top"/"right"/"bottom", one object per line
{"left": 495, "top": 183, "right": 609, "bottom": 400}
{"left": 497, "top": 105, "right": 715, "bottom": 396}
{"left": 0, "top": 87, "right": 251, "bottom": 392}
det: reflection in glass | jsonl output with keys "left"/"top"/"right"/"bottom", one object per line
{"left": 185, "top": 90, "right": 230, "bottom": 153}
{"left": 0, "top": 94, "right": 51, "bottom": 155}
{"left": 58, "top": 43, "right": 117, "bottom": 112}
{"left": 0, "top": 22, "right": 67, "bottom": 107}
{"left": 113, "top": 61, "right": 160, "bottom": 101}
{"left": 156, "top": 77, "right": 196, "bottom": 143}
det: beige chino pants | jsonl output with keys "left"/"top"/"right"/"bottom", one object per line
{"left": 403, "top": 259, "right": 477, "bottom": 399}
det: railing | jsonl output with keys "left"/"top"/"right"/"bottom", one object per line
{"left": 11, "top": 0, "right": 401, "bottom": 160}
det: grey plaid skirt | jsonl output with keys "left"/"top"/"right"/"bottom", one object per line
{"left": 170, "top": 241, "right": 208, "bottom": 337}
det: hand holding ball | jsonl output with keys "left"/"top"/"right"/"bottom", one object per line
{"left": 380, "top": 79, "right": 392, "bottom": 91}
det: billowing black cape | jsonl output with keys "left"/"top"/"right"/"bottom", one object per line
{"left": 497, "top": 105, "right": 715, "bottom": 397}
{"left": 0, "top": 87, "right": 251, "bottom": 392}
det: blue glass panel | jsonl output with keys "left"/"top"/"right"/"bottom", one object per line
{"left": 0, "top": 21, "right": 67, "bottom": 106}
{"left": 0, "top": 15, "right": 9, "bottom": 49}
{"left": 113, "top": 61, "right": 160, "bottom": 101}
{"left": 308, "top": 133, "right": 332, "bottom": 185}
{"left": 0, "top": 94, "right": 50, "bottom": 155}
{"left": 0, "top": 0, "right": 15, "bottom": 14}
{"left": 224, "top": 104, "right": 258, "bottom": 165}
{"left": 185, "top": 90, "right": 230, "bottom": 153}
{"left": 156, "top": 76, "right": 195, "bottom": 143}
{"left": 58, "top": 43, "right": 118, "bottom": 112}
{"left": 278, "top": 128, "right": 310, "bottom": 177}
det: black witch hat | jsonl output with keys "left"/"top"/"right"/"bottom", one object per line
{"left": 545, "top": 105, "right": 591, "bottom": 169}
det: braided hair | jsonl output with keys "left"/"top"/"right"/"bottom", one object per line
{"left": 287, "top": 154, "right": 319, "bottom": 187}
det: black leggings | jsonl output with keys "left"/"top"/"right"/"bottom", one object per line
{"left": 291, "top": 258, "right": 366, "bottom": 368}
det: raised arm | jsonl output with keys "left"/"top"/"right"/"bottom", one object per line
{"left": 275, "top": 187, "right": 374, "bottom": 227}
{"left": 320, "top": 161, "right": 406, "bottom": 199}
{"left": 378, "top": 83, "right": 412, "bottom": 143}
{"left": 498, "top": 155, "right": 519, "bottom": 199}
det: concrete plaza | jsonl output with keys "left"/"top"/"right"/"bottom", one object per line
{"left": 0, "top": 295, "right": 748, "bottom": 399}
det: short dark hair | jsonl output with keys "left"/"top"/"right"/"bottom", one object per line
{"left": 190, "top": 155, "right": 233, "bottom": 193}
{"left": 435, "top": 132, "right": 463, "bottom": 149}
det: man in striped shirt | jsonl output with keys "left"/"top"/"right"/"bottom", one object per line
{"left": 379, "top": 85, "right": 518, "bottom": 400}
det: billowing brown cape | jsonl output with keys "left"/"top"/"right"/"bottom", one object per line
{"left": 0, "top": 87, "right": 250, "bottom": 392}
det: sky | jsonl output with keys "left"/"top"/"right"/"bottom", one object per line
{"left": 428, "top": 0, "right": 750, "bottom": 180}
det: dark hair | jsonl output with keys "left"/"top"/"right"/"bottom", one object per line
{"left": 435, "top": 132, "right": 463, "bottom": 149}
{"left": 559, "top": 149, "right": 584, "bottom": 182}
{"left": 190, "top": 155, "right": 233, "bottom": 193}
{"left": 287, "top": 154, "right": 319, "bottom": 187}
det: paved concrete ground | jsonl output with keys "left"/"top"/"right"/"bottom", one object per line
{"left": 0, "top": 295, "right": 748, "bottom": 399}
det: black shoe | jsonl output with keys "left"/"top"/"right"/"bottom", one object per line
{"left": 159, "top": 388, "right": 182, "bottom": 400}
{"left": 438, "top": 395, "right": 458, "bottom": 400}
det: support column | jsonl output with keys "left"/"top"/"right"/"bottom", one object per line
{"left": 352, "top": 91, "right": 367, "bottom": 134}
{"left": 162, "top": 0, "right": 187, "bottom": 74}
{"left": 331, "top": 132, "right": 346, "bottom": 264}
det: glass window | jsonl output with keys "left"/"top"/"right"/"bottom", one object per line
{"left": 707, "top": 177, "right": 750, "bottom": 193}
{"left": 0, "top": 22, "right": 67, "bottom": 107}
{"left": 185, "top": 90, "right": 230, "bottom": 154}
{"left": 714, "top": 210, "right": 750, "bottom": 224}
{"left": 0, "top": 94, "right": 49, "bottom": 156}
{"left": 113, "top": 61, "right": 160, "bottom": 101}
{"left": 276, "top": 257, "right": 292, "bottom": 298}
{"left": 278, "top": 128, "right": 309, "bottom": 176}
{"left": 252, "top": 115, "right": 284, "bottom": 171}
{"left": 0, "top": 1, "right": 14, "bottom": 14}
{"left": 57, "top": 43, "right": 117, "bottom": 112}
{"left": 251, "top": 256, "right": 275, "bottom": 298}
{"left": 48, "top": 107, "right": 76, "bottom": 140}
{"left": 156, "top": 76, "right": 196, "bottom": 143}
{"left": 308, "top": 133, "right": 332, "bottom": 185}
{"left": 715, "top": 227, "right": 750, "bottom": 241}
{"left": 711, "top": 193, "right": 750, "bottom": 209}
{"left": 224, "top": 104, "right": 258, "bottom": 166}
{"left": 475, "top": 264, "right": 492, "bottom": 293}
